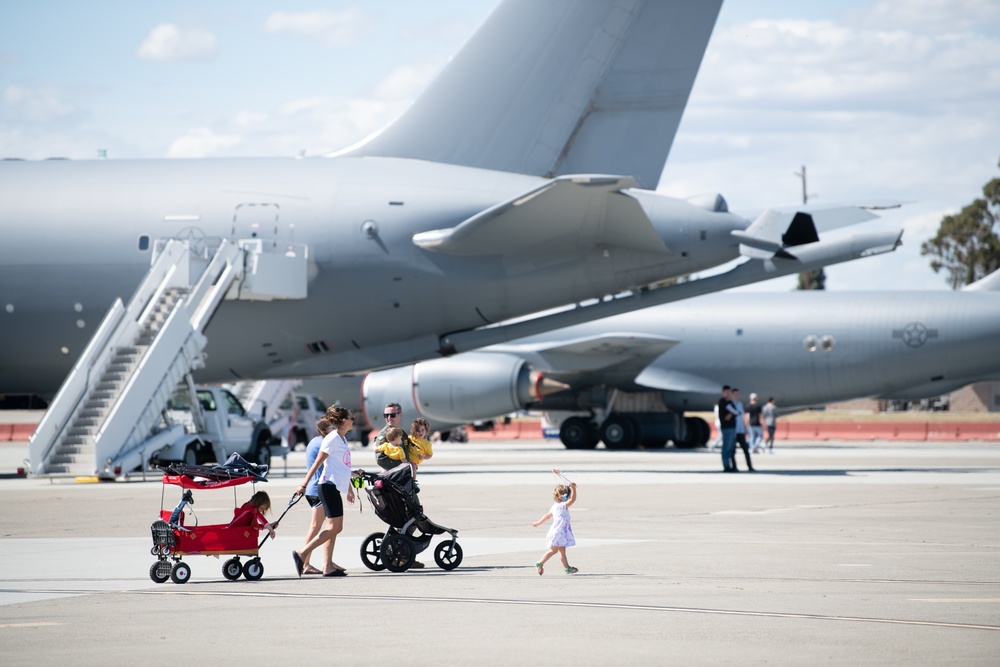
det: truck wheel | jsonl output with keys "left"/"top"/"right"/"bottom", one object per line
{"left": 183, "top": 444, "right": 199, "bottom": 466}
{"left": 252, "top": 434, "right": 271, "bottom": 467}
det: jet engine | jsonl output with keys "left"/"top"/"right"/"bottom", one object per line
{"left": 361, "top": 352, "right": 567, "bottom": 427}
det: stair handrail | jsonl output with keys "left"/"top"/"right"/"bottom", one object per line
{"left": 187, "top": 239, "right": 244, "bottom": 332}
{"left": 27, "top": 298, "right": 126, "bottom": 473}
{"left": 27, "top": 239, "right": 192, "bottom": 475}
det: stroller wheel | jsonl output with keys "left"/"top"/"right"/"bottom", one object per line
{"left": 381, "top": 534, "right": 415, "bottom": 573}
{"left": 222, "top": 557, "right": 243, "bottom": 580}
{"left": 360, "top": 533, "right": 387, "bottom": 571}
{"left": 434, "top": 541, "right": 463, "bottom": 571}
{"left": 149, "top": 561, "right": 171, "bottom": 583}
{"left": 243, "top": 558, "right": 264, "bottom": 581}
{"left": 170, "top": 561, "right": 191, "bottom": 584}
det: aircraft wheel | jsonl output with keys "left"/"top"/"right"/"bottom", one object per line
{"left": 222, "top": 557, "right": 243, "bottom": 580}
{"left": 602, "top": 415, "right": 638, "bottom": 449}
{"left": 170, "top": 561, "right": 191, "bottom": 584}
{"left": 680, "top": 416, "right": 710, "bottom": 448}
{"left": 560, "top": 417, "right": 598, "bottom": 450}
{"left": 434, "top": 541, "right": 463, "bottom": 571}
{"left": 149, "top": 561, "right": 171, "bottom": 583}
{"left": 243, "top": 558, "right": 264, "bottom": 581}
{"left": 360, "top": 533, "right": 387, "bottom": 571}
{"left": 381, "top": 534, "right": 415, "bottom": 573}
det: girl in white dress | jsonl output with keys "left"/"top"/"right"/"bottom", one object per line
{"left": 532, "top": 475, "right": 578, "bottom": 575}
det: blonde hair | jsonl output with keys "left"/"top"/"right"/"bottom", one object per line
{"left": 316, "top": 417, "right": 333, "bottom": 437}
{"left": 384, "top": 427, "right": 404, "bottom": 442}
{"left": 552, "top": 485, "right": 570, "bottom": 502}
{"left": 410, "top": 418, "right": 430, "bottom": 438}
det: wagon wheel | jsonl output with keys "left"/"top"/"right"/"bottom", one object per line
{"left": 381, "top": 534, "right": 415, "bottom": 573}
{"left": 149, "top": 561, "right": 171, "bottom": 583}
{"left": 360, "top": 533, "right": 386, "bottom": 571}
{"left": 434, "top": 541, "right": 464, "bottom": 571}
{"left": 170, "top": 561, "right": 192, "bottom": 584}
{"left": 222, "top": 557, "right": 243, "bottom": 581}
{"left": 243, "top": 558, "right": 264, "bottom": 581}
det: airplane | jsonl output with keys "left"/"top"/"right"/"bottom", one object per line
{"left": 359, "top": 270, "right": 1000, "bottom": 449}
{"left": 0, "top": 0, "right": 901, "bottom": 406}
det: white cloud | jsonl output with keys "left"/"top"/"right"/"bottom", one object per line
{"left": 137, "top": 24, "right": 218, "bottom": 63}
{"left": 264, "top": 9, "right": 369, "bottom": 47}
{"left": 1, "top": 84, "right": 76, "bottom": 122}
{"left": 167, "top": 127, "right": 241, "bottom": 158}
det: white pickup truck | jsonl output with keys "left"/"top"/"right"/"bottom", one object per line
{"left": 150, "top": 385, "right": 280, "bottom": 467}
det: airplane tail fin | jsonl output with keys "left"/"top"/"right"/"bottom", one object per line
{"left": 962, "top": 269, "right": 1000, "bottom": 291}
{"left": 733, "top": 205, "right": 881, "bottom": 261}
{"left": 336, "top": 0, "right": 722, "bottom": 188}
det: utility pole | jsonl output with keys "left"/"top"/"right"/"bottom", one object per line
{"left": 794, "top": 165, "right": 825, "bottom": 290}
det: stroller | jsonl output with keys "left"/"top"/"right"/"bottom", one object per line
{"left": 149, "top": 453, "right": 300, "bottom": 584}
{"left": 354, "top": 464, "right": 462, "bottom": 573}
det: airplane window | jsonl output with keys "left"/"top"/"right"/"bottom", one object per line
{"left": 803, "top": 335, "right": 818, "bottom": 352}
{"left": 138, "top": 235, "right": 150, "bottom": 251}
{"left": 821, "top": 335, "right": 836, "bottom": 352}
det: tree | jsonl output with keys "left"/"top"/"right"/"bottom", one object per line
{"left": 921, "top": 159, "right": 1000, "bottom": 289}
{"left": 796, "top": 268, "right": 826, "bottom": 291}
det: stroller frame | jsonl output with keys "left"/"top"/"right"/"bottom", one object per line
{"left": 354, "top": 465, "right": 462, "bottom": 573}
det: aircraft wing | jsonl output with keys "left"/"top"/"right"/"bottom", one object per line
{"left": 495, "top": 332, "right": 679, "bottom": 373}
{"left": 733, "top": 204, "right": 881, "bottom": 260}
{"left": 412, "top": 175, "right": 668, "bottom": 256}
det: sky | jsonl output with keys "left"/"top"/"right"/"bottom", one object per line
{"left": 2, "top": 0, "right": 999, "bottom": 292}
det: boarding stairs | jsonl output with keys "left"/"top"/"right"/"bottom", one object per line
{"left": 28, "top": 237, "right": 308, "bottom": 479}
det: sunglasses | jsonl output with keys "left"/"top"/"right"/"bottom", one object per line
{"left": 384, "top": 412, "right": 400, "bottom": 419}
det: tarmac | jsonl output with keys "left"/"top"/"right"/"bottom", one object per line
{"left": 1, "top": 437, "right": 999, "bottom": 665}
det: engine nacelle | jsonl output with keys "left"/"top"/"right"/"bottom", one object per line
{"left": 362, "top": 353, "right": 538, "bottom": 429}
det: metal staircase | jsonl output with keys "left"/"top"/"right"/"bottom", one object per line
{"left": 28, "top": 237, "right": 308, "bottom": 479}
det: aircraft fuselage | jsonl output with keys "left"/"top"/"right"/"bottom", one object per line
{"left": 0, "top": 156, "right": 744, "bottom": 395}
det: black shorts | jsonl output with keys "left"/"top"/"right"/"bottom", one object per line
{"left": 318, "top": 482, "right": 344, "bottom": 518}
{"left": 305, "top": 495, "right": 322, "bottom": 509}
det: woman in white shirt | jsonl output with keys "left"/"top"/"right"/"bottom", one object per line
{"left": 293, "top": 406, "right": 356, "bottom": 577}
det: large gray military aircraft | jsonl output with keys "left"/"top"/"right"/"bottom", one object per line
{"left": 360, "top": 271, "right": 1000, "bottom": 449}
{"left": 0, "top": 0, "right": 900, "bottom": 401}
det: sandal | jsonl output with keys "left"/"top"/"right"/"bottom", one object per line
{"left": 536, "top": 562, "right": 544, "bottom": 575}
{"left": 564, "top": 566, "right": 578, "bottom": 574}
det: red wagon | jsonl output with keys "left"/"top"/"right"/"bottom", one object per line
{"left": 149, "top": 458, "right": 298, "bottom": 584}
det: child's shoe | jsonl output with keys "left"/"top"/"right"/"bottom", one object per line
{"left": 564, "top": 566, "right": 578, "bottom": 574}
{"left": 536, "top": 562, "right": 544, "bottom": 575}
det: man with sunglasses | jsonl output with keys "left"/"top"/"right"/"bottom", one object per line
{"left": 371, "top": 402, "right": 424, "bottom": 568}
{"left": 374, "top": 403, "right": 412, "bottom": 471}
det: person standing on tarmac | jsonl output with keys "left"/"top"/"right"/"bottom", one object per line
{"left": 718, "top": 386, "right": 737, "bottom": 472}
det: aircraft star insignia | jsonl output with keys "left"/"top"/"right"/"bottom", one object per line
{"left": 892, "top": 322, "right": 938, "bottom": 348}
